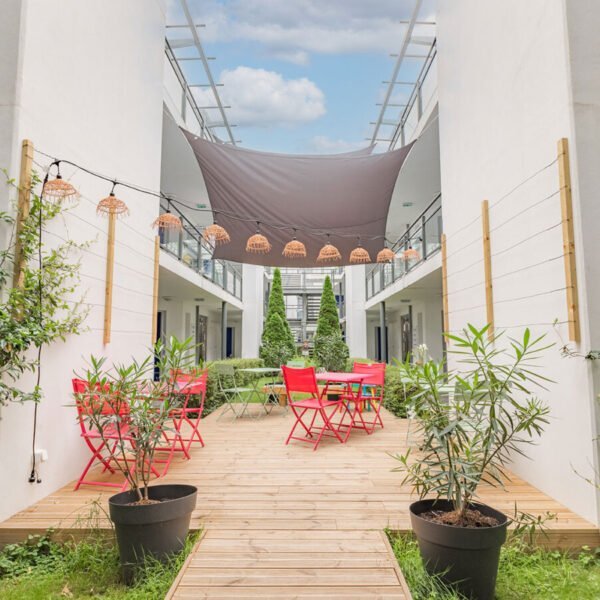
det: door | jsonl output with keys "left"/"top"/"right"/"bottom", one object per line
{"left": 195, "top": 308, "right": 207, "bottom": 364}
{"left": 154, "top": 310, "right": 167, "bottom": 380}
{"left": 226, "top": 327, "right": 234, "bottom": 358}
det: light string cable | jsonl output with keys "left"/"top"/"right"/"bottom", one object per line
{"left": 34, "top": 149, "right": 391, "bottom": 242}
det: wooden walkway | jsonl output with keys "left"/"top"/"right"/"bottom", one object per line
{"left": 1, "top": 407, "right": 599, "bottom": 597}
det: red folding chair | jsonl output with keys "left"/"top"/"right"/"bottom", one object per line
{"left": 154, "top": 372, "right": 208, "bottom": 474}
{"left": 72, "top": 378, "right": 135, "bottom": 491}
{"left": 282, "top": 366, "right": 353, "bottom": 451}
{"left": 341, "top": 362, "right": 386, "bottom": 434}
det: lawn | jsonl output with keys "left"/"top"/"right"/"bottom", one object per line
{"left": 390, "top": 533, "right": 600, "bottom": 599}
{"left": 0, "top": 532, "right": 198, "bottom": 599}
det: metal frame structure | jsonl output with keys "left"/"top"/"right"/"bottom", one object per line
{"left": 369, "top": 0, "right": 436, "bottom": 150}
{"left": 166, "top": 0, "right": 238, "bottom": 145}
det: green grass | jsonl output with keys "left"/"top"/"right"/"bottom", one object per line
{"left": 0, "top": 532, "right": 198, "bottom": 599}
{"left": 389, "top": 533, "right": 600, "bottom": 599}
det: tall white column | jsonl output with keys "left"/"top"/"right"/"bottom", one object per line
{"left": 241, "top": 264, "right": 265, "bottom": 357}
{"left": 344, "top": 265, "right": 368, "bottom": 357}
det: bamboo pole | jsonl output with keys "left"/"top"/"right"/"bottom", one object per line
{"left": 441, "top": 233, "right": 449, "bottom": 335}
{"left": 13, "top": 139, "right": 34, "bottom": 289}
{"left": 481, "top": 200, "right": 494, "bottom": 340}
{"left": 557, "top": 137, "right": 580, "bottom": 343}
{"left": 103, "top": 212, "right": 116, "bottom": 344}
{"left": 151, "top": 235, "right": 160, "bottom": 344}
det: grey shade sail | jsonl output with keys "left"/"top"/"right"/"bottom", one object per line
{"left": 181, "top": 129, "right": 415, "bottom": 267}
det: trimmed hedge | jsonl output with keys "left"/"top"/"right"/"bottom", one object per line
{"left": 346, "top": 357, "right": 411, "bottom": 418}
{"left": 203, "top": 358, "right": 265, "bottom": 415}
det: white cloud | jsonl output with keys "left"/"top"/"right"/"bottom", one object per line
{"left": 309, "top": 136, "right": 366, "bottom": 154}
{"left": 194, "top": 66, "right": 326, "bottom": 127}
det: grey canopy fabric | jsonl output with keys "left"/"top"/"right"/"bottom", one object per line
{"left": 181, "top": 129, "right": 415, "bottom": 267}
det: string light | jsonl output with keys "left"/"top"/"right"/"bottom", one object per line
{"left": 246, "top": 222, "right": 271, "bottom": 254}
{"left": 376, "top": 245, "right": 395, "bottom": 263}
{"left": 350, "top": 238, "right": 371, "bottom": 264}
{"left": 317, "top": 234, "right": 341, "bottom": 263}
{"left": 43, "top": 162, "right": 78, "bottom": 202}
{"left": 283, "top": 230, "right": 307, "bottom": 258}
{"left": 96, "top": 182, "right": 129, "bottom": 217}
{"left": 152, "top": 199, "right": 182, "bottom": 231}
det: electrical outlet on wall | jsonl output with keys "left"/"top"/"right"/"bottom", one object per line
{"left": 34, "top": 449, "right": 48, "bottom": 463}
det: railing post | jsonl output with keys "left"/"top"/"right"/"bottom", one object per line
{"left": 177, "top": 229, "right": 183, "bottom": 260}
{"left": 421, "top": 214, "right": 427, "bottom": 260}
{"left": 417, "top": 84, "right": 423, "bottom": 119}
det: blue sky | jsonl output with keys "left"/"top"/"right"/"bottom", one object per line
{"left": 169, "top": 1, "right": 435, "bottom": 153}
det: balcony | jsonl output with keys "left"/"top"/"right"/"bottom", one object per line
{"left": 159, "top": 205, "right": 243, "bottom": 300}
{"left": 366, "top": 193, "right": 442, "bottom": 300}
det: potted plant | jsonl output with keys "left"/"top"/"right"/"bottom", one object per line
{"left": 76, "top": 336, "right": 199, "bottom": 583}
{"left": 395, "top": 325, "right": 551, "bottom": 599}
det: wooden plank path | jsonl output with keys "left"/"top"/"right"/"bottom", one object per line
{"left": 1, "top": 407, "right": 599, "bottom": 597}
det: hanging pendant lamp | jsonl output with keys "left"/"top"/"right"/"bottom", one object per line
{"left": 376, "top": 244, "right": 395, "bottom": 263}
{"left": 44, "top": 162, "right": 78, "bottom": 202}
{"left": 246, "top": 222, "right": 271, "bottom": 254}
{"left": 283, "top": 230, "right": 307, "bottom": 258}
{"left": 204, "top": 214, "right": 230, "bottom": 246}
{"left": 349, "top": 238, "right": 371, "bottom": 264}
{"left": 152, "top": 199, "right": 182, "bottom": 231}
{"left": 317, "top": 234, "right": 341, "bottom": 263}
{"left": 96, "top": 182, "right": 129, "bottom": 218}
{"left": 402, "top": 244, "right": 420, "bottom": 261}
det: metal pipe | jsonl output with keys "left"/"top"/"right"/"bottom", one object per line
{"left": 221, "top": 301, "right": 228, "bottom": 359}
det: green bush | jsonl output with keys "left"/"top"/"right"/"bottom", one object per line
{"left": 203, "top": 358, "right": 264, "bottom": 415}
{"left": 313, "top": 333, "right": 349, "bottom": 372}
{"left": 260, "top": 268, "right": 296, "bottom": 365}
{"left": 345, "top": 357, "right": 412, "bottom": 417}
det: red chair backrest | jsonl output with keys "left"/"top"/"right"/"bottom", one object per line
{"left": 282, "top": 366, "right": 319, "bottom": 397}
{"left": 353, "top": 362, "right": 386, "bottom": 386}
{"left": 71, "top": 378, "right": 125, "bottom": 418}
{"left": 176, "top": 370, "right": 208, "bottom": 414}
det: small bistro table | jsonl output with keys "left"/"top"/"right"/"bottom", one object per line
{"left": 315, "top": 371, "right": 370, "bottom": 441}
{"left": 237, "top": 367, "right": 282, "bottom": 417}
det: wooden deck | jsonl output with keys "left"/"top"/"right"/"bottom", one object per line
{"left": 1, "top": 407, "right": 598, "bottom": 597}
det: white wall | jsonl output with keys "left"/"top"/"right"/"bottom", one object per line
{"left": 0, "top": 0, "right": 166, "bottom": 522}
{"left": 344, "top": 265, "right": 368, "bottom": 357}
{"left": 437, "top": 0, "right": 600, "bottom": 523}
{"left": 241, "top": 263, "right": 264, "bottom": 358}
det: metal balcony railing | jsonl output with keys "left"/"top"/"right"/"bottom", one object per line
{"left": 366, "top": 194, "right": 442, "bottom": 299}
{"left": 158, "top": 203, "right": 243, "bottom": 300}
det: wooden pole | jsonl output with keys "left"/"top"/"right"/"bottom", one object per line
{"left": 557, "top": 137, "right": 580, "bottom": 343}
{"left": 151, "top": 235, "right": 160, "bottom": 344}
{"left": 103, "top": 212, "right": 116, "bottom": 344}
{"left": 13, "top": 139, "right": 34, "bottom": 288}
{"left": 441, "top": 233, "right": 449, "bottom": 335}
{"left": 481, "top": 200, "right": 494, "bottom": 340}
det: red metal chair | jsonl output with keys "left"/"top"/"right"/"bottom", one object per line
{"left": 282, "top": 366, "right": 353, "bottom": 451}
{"left": 341, "top": 362, "right": 386, "bottom": 434}
{"left": 154, "top": 372, "right": 208, "bottom": 474}
{"left": 72, "top": 378, "right": 132, "bottom": 491}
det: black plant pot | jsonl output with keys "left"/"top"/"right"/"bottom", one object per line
{"left": 409, "top": 499, "right": 508, "bottom": 600}
{"left": 108, "top": 484, "right": 197, "bottom": 583}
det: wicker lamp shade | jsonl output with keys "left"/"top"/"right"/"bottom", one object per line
{"left": 246, "top": 223, "right": 271, "bottom": 254}
{"left": 376, "top": 247, "right": 395, "bottom": 263}
{"left": 316, "top": 238, "right": 341, "bottom": 263}
{"left": 283, "top": 231, "right": 307, "bottom": 258}
{"left": 246, "top": 232, "right": 271, "bottom": 254}
{"left": 402, "top": 246, "right": 420, "bottom": 261}
{"left": 96, "top": 192, "right": 129, "bottom": 217}
{"left": 44, "top": 172, "right": 78, "bottom": 202}
{"left": 203, "top": 223, "right": 230, "bottom": 245}
{"left": 153, "top": 211, "right": 182, "bottom": 231}
{"left": 349, "top": 246, "right": 371, "bottom": 264}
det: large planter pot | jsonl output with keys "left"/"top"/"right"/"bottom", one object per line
{"left": 409, "top": 499, "right": 508, "bottom": 600}
{"left": 108, "top": 484, "right": 197, "bottom": 583}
